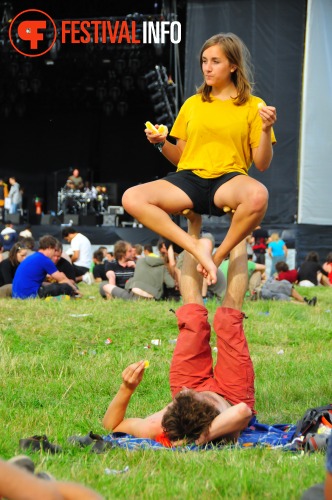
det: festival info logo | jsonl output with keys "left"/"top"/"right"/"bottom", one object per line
{"left": 9, "top": 9, "right": 57, "bottom": 57}
{"left": 9, "top": 9, "right": 181, "bottom": 56}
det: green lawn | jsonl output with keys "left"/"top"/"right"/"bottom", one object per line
{"left": 0, "top": 284, "right": 331, "bottom": 499}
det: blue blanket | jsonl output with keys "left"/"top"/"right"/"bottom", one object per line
{"left": 103, "top": 417, "right": 298, "bottom": 452}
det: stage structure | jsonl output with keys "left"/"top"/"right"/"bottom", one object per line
{"left": 0, "top": 1, "right": 183, "bottom": 216}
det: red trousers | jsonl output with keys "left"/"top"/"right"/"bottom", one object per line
{"left": 169, "top": 304, "right": 255, "bottom": 411}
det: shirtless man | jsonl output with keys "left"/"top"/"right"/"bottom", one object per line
{"left": 103, "top": 213, "right": 254, "bottom": 445}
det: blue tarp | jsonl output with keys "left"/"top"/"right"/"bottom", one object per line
{"left": 103, "top": 417, "right": 298, "bottom": 452}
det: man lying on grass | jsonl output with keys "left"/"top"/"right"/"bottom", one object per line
{"left": 103, "top": 213, "right": 254, "bottom": 446}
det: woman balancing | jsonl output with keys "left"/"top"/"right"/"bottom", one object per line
{"left": 122, "top": 32, "right": 276, "bottom": 285}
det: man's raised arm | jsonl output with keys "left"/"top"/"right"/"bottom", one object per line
{"left": 103, "top": 360, "right": 146, "bottom": 431}
{"left": 102, "top": 360, "right": 167, "bottom": 438}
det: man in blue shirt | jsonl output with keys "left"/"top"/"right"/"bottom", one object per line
{"left": 12, "top": 235, "right": 78, "bottom": 299}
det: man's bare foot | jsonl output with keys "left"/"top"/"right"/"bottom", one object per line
{"left": 181, "top": 209, "right": 202, "bottom": 238}
{"left": 194, "top": 238, "right": 217, "bottom": 285}
{"left": 223, "top": 206, "right": 235, "bottom": 214}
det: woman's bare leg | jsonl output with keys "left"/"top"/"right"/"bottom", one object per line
{"left": 122, "top": 181, "right": 218, "bottom": 284}
{"left": 211, "top": 176, "right": 269, "bottom": 268}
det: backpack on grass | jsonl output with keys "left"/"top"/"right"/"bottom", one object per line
{"left": 293, "top": 404, "right": 332, "bottom": 452}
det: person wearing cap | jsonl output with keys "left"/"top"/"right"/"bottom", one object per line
{"left": 0, "top": 220, "right": 18, "bottom": 256}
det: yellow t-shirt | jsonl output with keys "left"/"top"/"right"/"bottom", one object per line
{"left": 170, "top": 94, "right": 276, "bottom": 179}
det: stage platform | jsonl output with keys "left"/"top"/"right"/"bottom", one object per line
{"left": 6, "top": 220, "right": 295, "bottom": 251}
{"left": 3, "top": 221, "right": 332, "bottom": 268}
{"left": 16, "top": 224, "right": 162, "bottom": 247}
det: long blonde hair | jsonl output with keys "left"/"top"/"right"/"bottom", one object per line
{"left": 269, "top": 233, "right": 280, "bottom": 242}
{"left": 196, "top": 32, "right": 254, "bottom": 105}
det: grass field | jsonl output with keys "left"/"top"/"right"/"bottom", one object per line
{"left": 0, "top": 283, "right": 331, "bottom": 499}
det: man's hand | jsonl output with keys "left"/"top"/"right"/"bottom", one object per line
{"left": 125, "top": 260, "right": 136, "bottom": 268}
{"left": 195, "top": 402, "right": 252, "bottom": 445}
{"left": 122, "top": 360, "right": 146, "bottom": 392}
{"left": 103, "top": 360, "right": 148, "bottom": 431}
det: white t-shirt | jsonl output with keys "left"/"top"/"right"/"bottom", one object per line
{"left": 71, "top": 233, "right": 92, "bottom": 269}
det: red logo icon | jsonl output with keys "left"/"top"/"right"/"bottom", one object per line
{"left": 9, "top": 9, "right": 57, "bottom": 57}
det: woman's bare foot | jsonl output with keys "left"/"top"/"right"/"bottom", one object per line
{"left": 194, "top": 238, "right": 217, "bottom": 285}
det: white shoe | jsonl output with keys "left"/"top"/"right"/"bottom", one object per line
{"left": 83, "top": 272, "right": 94, "bottom": 285}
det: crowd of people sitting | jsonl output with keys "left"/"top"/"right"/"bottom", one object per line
{"left": 0, "top": 221, "right": 331, "bottom": 303}
{"left": 246, "top": 228, "right": 332, "bottom": 305}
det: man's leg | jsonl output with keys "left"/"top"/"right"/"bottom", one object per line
{"left": 169, "top": 212, "right": 214, "bottom": 397}
{"left": 248, "top": 271, "right": 262, "bottom": 294}
{"left": 291, "top": 288, "right": 305, "bottom": 303}
{"left": 38, "top": 283, "right": 74, "bottom": 298}
{"left": 73, "top": 265, "right": 90, "bottom": 284}
{"left": 105, "top": 284, "right": 138, "bottom": 300}
{"left": 213, "top": 239, "right": 256, "bottom": 410}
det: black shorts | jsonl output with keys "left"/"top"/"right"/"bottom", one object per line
{"left": 163, "top": 170, "right": 244, "bottom": 216}
{"left": 73, "top": 264, "right": 89, "bottom": 277}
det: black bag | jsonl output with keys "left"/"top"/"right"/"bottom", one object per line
{"left": 293, "top": 404, "right": 332, "bottom": 452}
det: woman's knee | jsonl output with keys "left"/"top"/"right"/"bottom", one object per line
{"left": 122, "top": 185, "right": 154, "bottom": 212}
{"left": 122, "top": 186, "right": 138, "bottom": 210}
{"left": 250, "top": 184, "right": 269, "bottom": 213}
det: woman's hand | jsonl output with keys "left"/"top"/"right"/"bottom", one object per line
{"left": 144, "top": 124, "right": 168, "bottom": 144}
{"left": 258, "top": 105, "right": 277, "bottom": 131}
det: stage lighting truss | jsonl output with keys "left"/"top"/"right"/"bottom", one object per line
{"left": 144, "top": 64, "right": 176, "bottom": 129}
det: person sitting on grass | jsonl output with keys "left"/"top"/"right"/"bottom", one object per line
{"left": 43, "top": 240, "right": 82, "bottom": 298}
{"left": 298, "top": 251, "right": 331, "bottom": 287}
{"left": 220, "top": 250, "right": 266, "bottom": 298}
{"left": 0, "top": 241, "right": 28, "bottom": 298}
{"left": 92, "top": 249, "right": 107, "bottom": 282}
{"left": 99, "top": 240, "right": 136, "bottom": 299}
{"left": 103, "top": 247, "right": 176, "bottom": 301}
{"left": 62, "top": 227, "right": 93, "bottom": 285}
{"left": 258, "top": 275, "right": 317, "bottom": 306}
{"left": 102, "top": 212, "right": 254, "bottom": 446}
{"left": 12, "top": 235, "right": 78, "bottom": 300}
{"left": 323, "top": 252, "right": 332, "bottom": 285}
{"left": 274, "top": 261, "right": 298, "bottom": 284}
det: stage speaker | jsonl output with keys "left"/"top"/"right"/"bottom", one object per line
{"left": 63, "top": 214, "right": 79, "bottom": 225}
{"left": 41, "top": 214, "right": 62, "bottom": 225}
{"left": 103, "top": 214, "right": 117, "bottom": 226}
{"left": 79, "top": 214, "right": 103, "bottom": 226}
{"left": 28, "top": 214, "right": 42, "bottom": 225}
{"left": 107, "top": 205, "right": 124, "bottom": 215}
{"left": 6, "top": 213, "right": 22, "bottom": 224}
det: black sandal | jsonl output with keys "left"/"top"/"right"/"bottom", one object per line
{"left": 19, "top": 435, "right": 62, "bottom": 454}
